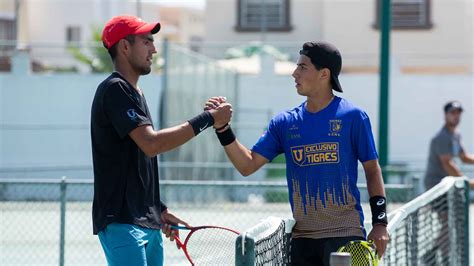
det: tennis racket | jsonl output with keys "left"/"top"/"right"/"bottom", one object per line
{"left": 170, "top": 225, "right": 240, "bottom": 266}
{"left": 337, "top": 240, "right": 379, "bottom": 266}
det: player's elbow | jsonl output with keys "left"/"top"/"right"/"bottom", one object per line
{"left": 238, "top": 165, "right": 257, "bottom": 177}
{"left": 130, "top": 126, "right": 162, "bottom": 157}
{"left": 139, "top": 138, "right": 162, "bottom": 157}
{"left": 240, "top": 171, "right": 253, "bottom": 177}
{"left": 239, "top": 169, "right": 252, "bottom": 177}
{"left": 144, "top": 149, "right": 157, "bottom": 158}
{"left": 140, "top": 146, "right": 157, "bottom": 158}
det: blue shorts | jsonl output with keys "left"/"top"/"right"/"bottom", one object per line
{"left": 98, "top": 223, "right": 164, "bottom": 266}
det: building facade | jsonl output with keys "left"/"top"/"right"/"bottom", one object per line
{"left": 0, "top": 0, "right": 205, "bottom": 71}
{"left": 205, "top": 0, "right": 474, "bottom": 73}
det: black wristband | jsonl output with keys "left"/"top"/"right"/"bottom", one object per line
{"left": 215, "top": 123, "right": 229, "bottom": 131}
{"left": 216, "top": 126, "right": 236, "bottom": 146}
{"left": 369, "top": 196, "right": 388, "bottom": 225}
{"left": 188, "top": 111, "right": 214, "bottom": 136}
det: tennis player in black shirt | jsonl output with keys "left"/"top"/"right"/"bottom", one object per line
{"left": 91, "top": 15, "right": 232, "bottom": 266}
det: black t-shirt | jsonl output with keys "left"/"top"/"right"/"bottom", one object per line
{"left": 91, "top": 72, "right": 167, "bottom": 235}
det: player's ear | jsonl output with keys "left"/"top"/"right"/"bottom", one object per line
{"left": 117, "top": 39, "right": 131, "bottom": 55}
{"left": 320, "top": 68, "right": 331, "bottom": 81}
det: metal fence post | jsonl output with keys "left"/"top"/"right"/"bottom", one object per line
{"left": 59, "top": 176, "right": 67, "bottom": 266}
{"left": 159, "top": 37, "right": 169, "bottom": 128}
{"left": 378, "top": 0, "right": 391, "bottom": 183}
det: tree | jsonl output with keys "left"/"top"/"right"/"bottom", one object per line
{"left": 68, "top": 26, "right": 113, "bottom": 73}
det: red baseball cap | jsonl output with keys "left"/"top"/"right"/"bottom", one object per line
{"left": 102, "top": 15, "right": 161, "bottom": 49}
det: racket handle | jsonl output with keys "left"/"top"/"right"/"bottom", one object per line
{"left": 170, "top": 225, "right": 189, "bottom": 230}
{"left": 159, "top": 224, "right": 189, "bottom": 230}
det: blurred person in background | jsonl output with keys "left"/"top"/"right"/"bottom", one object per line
{"left": 421, "top": 100, "right": 474, "bottom": 264}
{"left": 424, "top": 100, "right": 474, "bottom": 190}
{"left": 91, "top": 15, "right": 232, "bottom": 266}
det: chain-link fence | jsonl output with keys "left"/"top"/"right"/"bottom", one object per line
{"left": 0, "top": 176, "right": 415, "bottom": 266}
{"left": 159, "top": 40, "right": 238, "bottom": 184}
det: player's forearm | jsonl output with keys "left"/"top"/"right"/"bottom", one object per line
{"left": 151, "top": 122, "right": 196, "bottom": 154}
{"left": 149, "top": 110, "right": 221, "bottom": 156}
{"left": 224, "top": 140, "right": 258, "bottom": 176}
{"left": 366, "top": 172, "right": 386, "bottom": 197}
{"left": 130, "top": 123, "right": 196, "bottom": 157}
{"left": 461, "top": 153, "right": 474, "bottom": 164}
{"left": 441, "top": 161, "right": 463, "bottom": 177}
{"left": 363, "top": 160, "right": 386, "bottom": 197}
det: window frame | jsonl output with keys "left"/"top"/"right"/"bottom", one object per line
{"left": 374, "top": 0, "right": 433, "bottom": 30}
{"left": 66, "top": 26, "right": 81, "bottom": 44}
{"left": 235, "top": 0, "right": 292, "bottom": 32}
{"left": 0, "top": 18, "right": 15, "bottom": 40}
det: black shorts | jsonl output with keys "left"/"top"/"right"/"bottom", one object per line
{"left": 290, "top": 236, "right": 365, "bottom": 266}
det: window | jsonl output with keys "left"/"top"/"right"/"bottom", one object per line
{"left": 0, "top": 19, "right": 15, "bottom": 40}
{"left": 66, "top": 26, "right": 81, "bottom": 43}
{"left": 0, "top": 19, "right": 15, "bottom": 71}
{"left": 236, "top": 0, "right": 291, "bottom": 31}
{"left": 189, "top": 36, "right": 203, "bottom": 52}
{"left": 375, "top": 0, "right": 432, "bottom": 29}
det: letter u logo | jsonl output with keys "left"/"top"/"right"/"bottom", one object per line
{"left": 292, "top": 149, "right": 303, "bottom": 162}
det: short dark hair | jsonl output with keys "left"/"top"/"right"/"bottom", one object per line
{"left": 106, "top": 34, "right": 136, "bottom": 60}
{"left": 301, "top": 42, "right": 324, "bottom": 70}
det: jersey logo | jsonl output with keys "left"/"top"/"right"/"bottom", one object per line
{"left": 286, "top": 125, "right": 301, "bottom": 140}
{"left": 292, "top": 148, "right": 304, "bottom": 163}
{"left": 329, "top": 120, "right": 342, "bottom": 137}
{"left": 290, "top": 142, "right": 340, "bottom": 166}
{"left": 127, "top": 109, "right": 138, "bottom": 121}
{"left": 377, "top": 198, "right": 385, "bottom": 206}
{"left": 199, "top": 123, "right": 209, "bottom": 132}
{"left": 289, "top": 124, "right": 299, "bottom": 131}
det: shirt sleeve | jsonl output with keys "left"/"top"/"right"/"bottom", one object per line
{"left": 434, "top": 134, "right": 453, "bottom": 156}
{"left": 352, "top": 111, "right": 378, "bottom": 162}
{"left": 457, "top": 134, "right": 465, "bottom": 155}
{"left": 160, "top": 201, "right": 168, "bottom": 213}
{"left": 103, "top": 81, "right": 152, "bottom": 138}
{"left": 251, "top": 118, "right": 284, "bottom": 162}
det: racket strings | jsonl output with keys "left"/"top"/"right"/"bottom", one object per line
{"left": 185, "top": 228, "right": 237, "bottom": 265}
{"left": 338, "top": 241, "right": 377, "bottom": 266}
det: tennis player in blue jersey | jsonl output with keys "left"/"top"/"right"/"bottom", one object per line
{"left": 206, "top": 42, "right": 389, "bottom": 266}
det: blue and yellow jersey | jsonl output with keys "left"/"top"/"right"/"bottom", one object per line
{"left": 252, "top": 97, "right": 378, "bottom": 239}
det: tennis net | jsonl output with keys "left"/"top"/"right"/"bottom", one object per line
{"left": 235, "top": 216, "right": 295, "bottom": 265}
{"left": 384, "top": 176, "right": 470, "bottom": 265}
{"left": 235, "top": 177, "right": 469, "bottom": 266}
